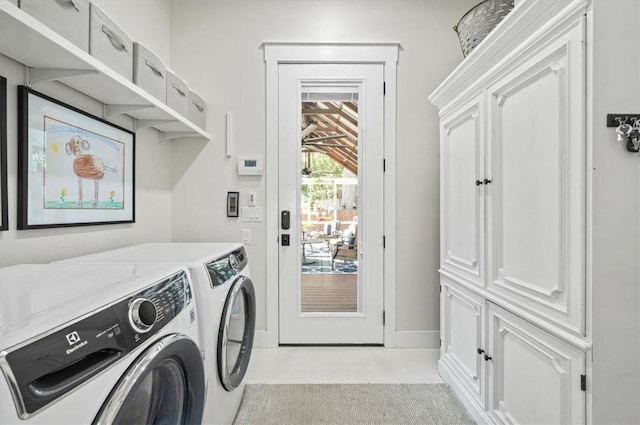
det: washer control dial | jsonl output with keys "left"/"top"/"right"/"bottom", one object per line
{"left": 129, "top": 298, "right": 157, "bottom": 333}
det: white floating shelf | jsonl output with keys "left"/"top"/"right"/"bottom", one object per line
{"left": 0, "top": 1, "right": 210, "bottom": 142}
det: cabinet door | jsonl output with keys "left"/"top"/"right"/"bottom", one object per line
{"left": 486, "top": 18, "right": 586, "bottom": 335}
{"left": 441, "top": 278, "right": 486, "bottom": 408}
{"left": 440, "top": 95, "right": 485, "bottom": 288}
{"left": 487, "top": 303, "right": 585, "bottom": 425}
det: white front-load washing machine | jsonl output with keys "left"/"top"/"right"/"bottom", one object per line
{"left": 0, "top": 263, "right": 206, "bottom": 424}
{"left": 57, "top": 243, "right": 257, "bottom": 425}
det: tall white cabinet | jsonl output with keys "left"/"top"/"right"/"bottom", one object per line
{"left": 431, "top": 1, "right": 640, "bottom": 424}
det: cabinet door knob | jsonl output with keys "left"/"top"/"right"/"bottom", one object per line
{"left": 484, "top": 354, "right": 492, "bottom": 361}
{"left": 475, "top": 180, "right": 484, "bottom": 186}
{"left": 484, "top": 178, "right": 492, "bottom": 185}
{"left": 477, "top": 348, "right": 484, "bottom": 354}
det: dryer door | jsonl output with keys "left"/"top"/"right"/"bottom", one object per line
{"left": 218, "top": 276, "right": 256, "bottom": 391}
{"left": 93, "top": 334, "right": 205, "bottom": 425}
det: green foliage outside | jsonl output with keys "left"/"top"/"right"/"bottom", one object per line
{"left": 302, "top": 152, "right": 343, "bottom": 177}
{"left": 301, "top": 153, "right": 345, "bottom": 213}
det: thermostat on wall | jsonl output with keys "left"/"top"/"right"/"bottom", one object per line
{"left": 238, "top": 156, "right": 263, "bottom": 175}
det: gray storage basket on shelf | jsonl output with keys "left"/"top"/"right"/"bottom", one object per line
{"left": 454, "top": 0, "right": 515, "bottom": 57}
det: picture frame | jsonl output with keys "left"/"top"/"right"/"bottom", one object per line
{"left": 0, "top": 76, "right": 7, "bottom": 231}
{"left": 227, "top": 191, "right": 239, "bottom": 217}
{"left": 18, "top": 86, "right": 135, "bottom": 229}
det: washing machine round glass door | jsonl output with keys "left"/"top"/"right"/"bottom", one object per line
{"left": 93, "top": 334, "right": 205, "bottom": 425}
{"left": 218, "top": 276, "right": 256, "bottom": 391}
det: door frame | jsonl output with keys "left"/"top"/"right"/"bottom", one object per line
{"left": 278, "top": 65, "right": 385, "bottom": 344}
{"left": 262, "top": 42, "right": 399, "bottom": 347}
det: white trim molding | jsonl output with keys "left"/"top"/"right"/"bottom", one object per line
{"left": 263, "top": 42, "right": 402, "bottom": 347}
{"left": 429, "top": 0, "right": 589, "bottom": 111}
{"left": 252, "top": 330, "right": 270, "bottom": 349}
{"left": 385, "top": 331, "right": 441, "bottom": 349}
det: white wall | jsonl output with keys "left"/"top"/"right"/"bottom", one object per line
{"left": 0, "top": 1, "right": 174, "bottom": 266}
{"left": 590, "top": 1, "right": 640, "bottom": 422}
{"left": 92, "top": 0, "right": 172, "bottom": 66}
{"left": 168, "top": 0, "right": 476, "bottom": 338}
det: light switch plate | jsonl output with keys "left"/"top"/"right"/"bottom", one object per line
{"left": 241, "top": 207, "right": 262, "bottom": 222}
{"left": 248, "top": 191, "right": 257, "bottom": 207}
{"left": 241, "top": 229, "right": 252, "bottom": 244}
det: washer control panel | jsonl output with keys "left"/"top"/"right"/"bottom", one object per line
{"left": 129, "top": 271, "right": 191, "bottom": 336}
{"left": 205, "top": 246, "right": 248, "bottom": 287}
{"left": 1, "top": 270, "right": 193, "bottom": 418}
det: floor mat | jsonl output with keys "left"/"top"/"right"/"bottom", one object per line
{"left": 233, "top": 383, "right": 475, "bottom": 425}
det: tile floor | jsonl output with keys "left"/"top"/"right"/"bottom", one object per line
{"left": 245, "top": 347, "right": 443, "bottom": 384}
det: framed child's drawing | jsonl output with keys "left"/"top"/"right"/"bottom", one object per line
{"left": 18, "top": 86, "right": 135, "bottom": 229}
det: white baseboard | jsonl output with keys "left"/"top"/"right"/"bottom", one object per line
{"left": 385, "top": 330, "right": 440, "bottom": 348}
{"left": 253, "top": 330, "right": 277, "bottom": 348}
{"left": 254, "top": 329, "right": 439, "bottom": 348}
{"left": 439, "top": 360, "right": 491, "bottom": 424}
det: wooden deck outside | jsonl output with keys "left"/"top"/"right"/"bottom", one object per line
{"left": 301, "top": 273, "right": 357, "bottom": 312}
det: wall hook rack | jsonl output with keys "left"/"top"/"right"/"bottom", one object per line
{"left": 607, "top": 114, "right": 640, "bottom": 154}
{"left": 606, "top": 114, "right": 640, "bottom": 127}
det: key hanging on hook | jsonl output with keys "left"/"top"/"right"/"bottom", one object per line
{"left": 616, "top": 121, "right": 632, "bottom": 143}
{"left": 627, "top": 126, "right": 640, "bottom": 153}
{"left": 606, "top": 114, "right": 640, "bottom": 155}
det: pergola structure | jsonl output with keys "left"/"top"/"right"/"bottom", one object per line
{"left": 301, "top": 101, "right": 358, "bottom": 175}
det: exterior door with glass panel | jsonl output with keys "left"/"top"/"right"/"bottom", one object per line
{"left": 278, "top": 63, "right": 384, "bottom": 344}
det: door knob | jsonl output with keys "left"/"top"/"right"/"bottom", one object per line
{"left": 484, "top": 354, "right": 492, "bottom": 361}
{"left": 477, "top": 348, "right": 484, "bottom": 355}
{"left": 475, "top": 180, "right": 484, "bottom": 186}
{"left": 484, "top": 178, "right": 492, "bottom": 185}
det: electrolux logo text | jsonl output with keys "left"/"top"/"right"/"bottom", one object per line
{"left": 65, "top": 331, "right": 88, "bottom": 355}
{"left": 66, "top": 331, "right": 80, "bottom": 345}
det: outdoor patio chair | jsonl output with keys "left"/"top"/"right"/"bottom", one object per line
{"left": 330, "top": 221, "right": 357, "bottom": 269}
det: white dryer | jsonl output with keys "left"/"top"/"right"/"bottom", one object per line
{"left": 57, "top": 243, "right": 257, "bottom": 425}
{"left": 0, "top": 263, "right": 205, "bottom": 424}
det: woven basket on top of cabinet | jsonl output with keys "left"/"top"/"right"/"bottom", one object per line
{"left": 454, "top": 0, "right": 515, "bottom": 57}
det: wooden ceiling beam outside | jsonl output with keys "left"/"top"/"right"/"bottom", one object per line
{"left": 300, "top": 100, "right": 359, "bottom": 175}
{"left": 314, "top": 147, "right": 357, "bottom": 175}
{"left": 301, "top": 108, "right": 340, "bottom": 115}
{"left": 310, "top": 125, "right": 341, "bottom": 132}
{"left": 331, "top": 153, "right": 358, "bottom": 175}
{"left": 303, "top": 104, "right": 358, "bottom": 128}
{"left": 308, "top": 114, "right": 358, "bottom": 142}
{"left": 343, "top": 102, "right": 358, "bottom": 114}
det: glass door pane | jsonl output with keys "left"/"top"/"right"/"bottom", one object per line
{"left": 300, "top": 97, "right": 359, "bottom": 313}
